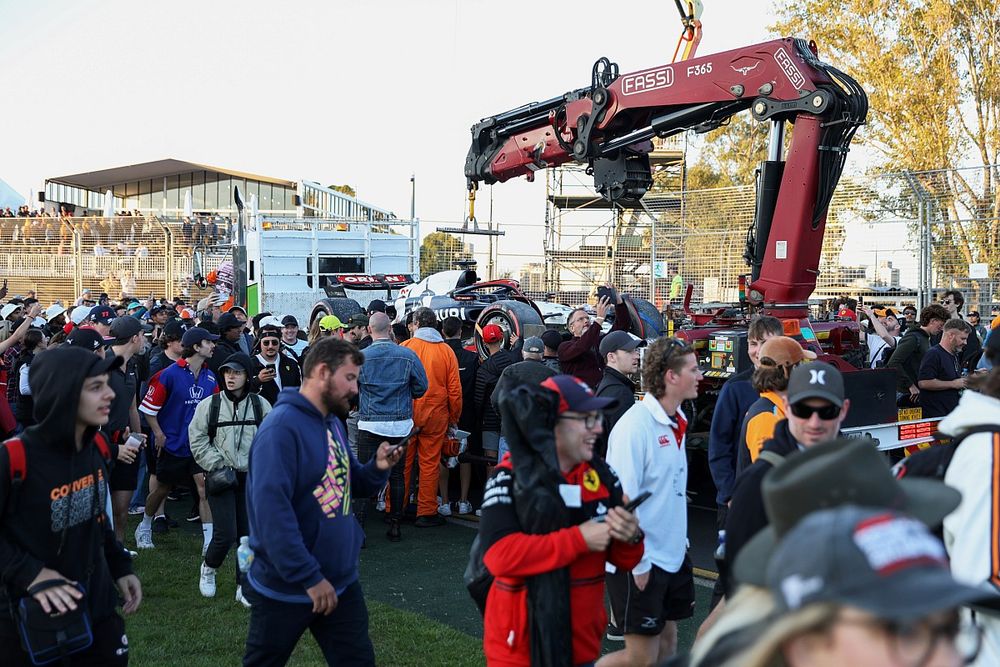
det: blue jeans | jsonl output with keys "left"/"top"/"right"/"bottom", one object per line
{"left": 243, "top": 580, "right": 374, "bottom": 666}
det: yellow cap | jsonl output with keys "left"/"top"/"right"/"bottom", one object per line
{"left": 319, "top": 315, "right": 344, "bottom": 331}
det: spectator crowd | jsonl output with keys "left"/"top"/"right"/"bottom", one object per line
{"left": 0, "top": 280, "right": 997, "bottom": 666}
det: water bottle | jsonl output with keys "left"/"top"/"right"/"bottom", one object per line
{"left": 714, "top": 530, "right": 726, "bottom": 561}
{"left": 237, "top": 536, "right": 254, "bottom": 573}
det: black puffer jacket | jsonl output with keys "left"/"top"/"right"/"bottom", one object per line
{"left": 475, "top": 349, "right": 515, "bottom": 433}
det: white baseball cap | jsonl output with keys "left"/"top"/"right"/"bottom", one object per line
{"left": 70, "top": 305, "right": 92, "bottom": 325}
{"left": 0, "top": 303, "right": 22, "bottom": 319}
{"left": 44, "top": 303, "right": 67, "bottom": 320}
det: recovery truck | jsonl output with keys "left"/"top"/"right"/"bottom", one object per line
{"left": 463, "top": 34, "right": 943, "bottom": 485}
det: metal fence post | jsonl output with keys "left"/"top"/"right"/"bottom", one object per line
{"left": 72, "top": 227, "right": 83, "bottom": 299}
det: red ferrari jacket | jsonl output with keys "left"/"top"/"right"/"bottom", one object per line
{"left": 480, "top": 455, "right": 644, "bottom": 666}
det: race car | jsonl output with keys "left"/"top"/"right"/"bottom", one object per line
{"left": 393, "top": 264, "right": 667, "bottom": 357}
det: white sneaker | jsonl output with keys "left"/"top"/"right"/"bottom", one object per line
{"left": 235, "top": 585, "right": 251, "bottom": 608}
{"left": 437, "top": 503, "right": 452, "bottom": 517}
{"left": 134, "top": 524, "right": 154, "bottom": 549}
{"left": 457, "top": 501, "right": 473, "bottom": 515}
{"left": 199, "top": 562, "right": 217, "bottom": 598}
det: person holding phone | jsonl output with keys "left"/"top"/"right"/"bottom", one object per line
{"left": 250, "top": 326, "right": 301, "bottom": 406}
{"left": 558, "top": 283, "right": 631, "bottom": 390}
{"left": 479, "top": 375, "right": 643, "bottom": 667}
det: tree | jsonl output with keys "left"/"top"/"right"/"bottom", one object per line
{"left": 419, "top": 232, "right": 468, "bottom": 277}
{"left": 325, "top": 184, "right": 357, "bottom": 198}
{"left": 772, "top": 0, "right": 1000, "bottom": 298}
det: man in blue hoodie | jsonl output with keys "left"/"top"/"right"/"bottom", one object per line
{"left": 243, "top": 337, "right": 403, "bottom": 666}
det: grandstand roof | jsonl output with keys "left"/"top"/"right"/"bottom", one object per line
{"left": 47, "top": 159, "right": 296, "bottom": 190}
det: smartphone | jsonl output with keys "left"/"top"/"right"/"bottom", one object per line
{"left": 623, "top": 490, "right": 652, "bottom": 512}
{"left": 594, "top": 490, "right": 652, "bottom": 522}
{"left": 388, "top": 427, "right": 421, "bottom": 454}
{"left": 596, "top": 286, "right": 617, "bottom": 303}
{"left": 266, "top": 363, "right": 276, "bottom": 372}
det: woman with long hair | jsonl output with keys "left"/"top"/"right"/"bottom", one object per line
{"left": 737, "top": 336, "right": 816, "bottom": 472}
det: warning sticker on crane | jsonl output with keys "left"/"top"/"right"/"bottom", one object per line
{"left": 775, "top": 240, "right": 788, "bottom": 259}
{"left": 773, "top": 47, "right": 806, "bottom": 90}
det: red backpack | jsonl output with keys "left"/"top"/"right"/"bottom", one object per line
{"left": 4, "top": 433, "right": 112, "bottom": 485}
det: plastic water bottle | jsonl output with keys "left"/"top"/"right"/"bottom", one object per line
{"left": 237, "top": 536, "right": 254, "bottom": 573}
{"left": 714, "top": 530, "right": 726, "bottom": 561}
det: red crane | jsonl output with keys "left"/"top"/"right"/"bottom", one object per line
{"left": 464, "top": 37, "right": 867, "bottom": 320}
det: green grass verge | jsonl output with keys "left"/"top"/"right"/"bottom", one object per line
{"left": 123, "top": 513, "right": 484, "bottom": 666}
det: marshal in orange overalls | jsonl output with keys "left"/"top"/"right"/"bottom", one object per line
{"left": 401, "top": 332, "right": 463, "bottom": 517}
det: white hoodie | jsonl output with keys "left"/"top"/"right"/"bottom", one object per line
{"left": 941, "top": 390, "right": 1000, "bottom": 667}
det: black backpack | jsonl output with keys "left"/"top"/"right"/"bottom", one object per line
{"left": 207, "top": 393, "right": 265, "bottom": 445}
{"left": 893, "top": 424, "right": 1000, "bottom": 481}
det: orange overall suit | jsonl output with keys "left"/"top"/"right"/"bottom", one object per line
{"left": 401, "top": 331, "right": 463, "bottom": 517}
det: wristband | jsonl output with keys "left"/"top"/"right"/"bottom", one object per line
{"left": 629, "top": 528, "right": 644, "bottom": 545}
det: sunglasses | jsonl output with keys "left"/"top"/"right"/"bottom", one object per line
{"left": 260, "top": 339, "right": 280, "bottom": 347}
{"left": 558, "top": 412, "right": 601, "bottom": 429}
{"left": 790, "top": 402, "right": 841, "bottom": 420}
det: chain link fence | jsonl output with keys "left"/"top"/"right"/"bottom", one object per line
{"left": 435, "top": 164, "right": 1000, "bottom": 317}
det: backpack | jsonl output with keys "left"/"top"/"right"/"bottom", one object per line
{"left": 892, "top": 424, "right": 1000, "bottom": 481}
{"left": 3, "top": 434, "right": 113, "bottom": 512}
{"left": 207, "top": 393, "right": 264, "bottom": 446}
{"left": 873, "top": 338, "right": 897, "bottom": 368}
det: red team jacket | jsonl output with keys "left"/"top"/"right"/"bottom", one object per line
{"left": 480, "top": 455, "right": 644, "bottom": 666}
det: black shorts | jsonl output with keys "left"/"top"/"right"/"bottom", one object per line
{"left": 109, "top": 456, "right": 139, "bottom": 492}
{"left": 155, "top": 450, "right": 203, "bottom": 487}
{"left": 606, "top": 555, "right": 695, "bottom": 635}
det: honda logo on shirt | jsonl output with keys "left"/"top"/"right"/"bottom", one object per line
{"left": 189, "top": 386, "right": 205, "bottom": 401}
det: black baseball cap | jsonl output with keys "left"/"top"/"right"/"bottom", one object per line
{"left": 109, "top": 316, "right": 150, "bottom": 341}
{"left": 523, "top": 337, "right": 544, "bottom": 354}
{"left": 162, "top": 319, "right": 191, "bottom": 339}
{"left": 65, "top": 327, "right": 113, "bottom": 352}
{"left": 599, "top": 330, "right": 645, "bottom": 357}
{"left": 88, "top": 305, "right": 116, "bottom": 326}
{"left": 347, "top": 313, "right": 370, "bottom": 328}
{"left": 541, "top": 329, "right": 563, "bottom": 351}
{"left": 181, "top": 327, "right": 220, "bottom": 347}
{"left": 766, "top": 506, "right": 998, "bottom": 620}
{"left": 281, "top": 315, "right": 298, "bottom": 327}
{"left": 786, "top": 361, "right": 845, "bottom": 408}
{"left": 540, "top": 375, "right": 618, "bottom": 413}
{"left": 219, "top": 352, "right": 254, "bottom": 374}
{"left": 367, "top": 299, "right": 387, "bottom": 314}
{"left": 217, "top": 312, "right": 242, "bottom": 331}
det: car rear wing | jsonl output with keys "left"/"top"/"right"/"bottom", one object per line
{"left": 322, "top": 274, "right": 416, "bottom": 298}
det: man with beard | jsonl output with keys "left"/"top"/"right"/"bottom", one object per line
{"left": 243, "top": 338, "right": 404, "bottom": 665}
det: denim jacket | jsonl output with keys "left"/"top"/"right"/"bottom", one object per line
{"left": 358, "top": 339, "right": 428, "bottom": 422}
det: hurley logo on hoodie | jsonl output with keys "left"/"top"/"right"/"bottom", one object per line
{"left": 313, "top": 427, "right": 351, "bottom": 518}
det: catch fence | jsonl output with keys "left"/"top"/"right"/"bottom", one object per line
{"left": 431, "top": 164, "right": 1000, "bottom": 316}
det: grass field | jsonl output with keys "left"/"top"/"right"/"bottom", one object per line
{"left": 123, "top": 509, "right": 485, "bottom": 667}
{"left": 123, "top": 506, "right": 708, "bottom": 666}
